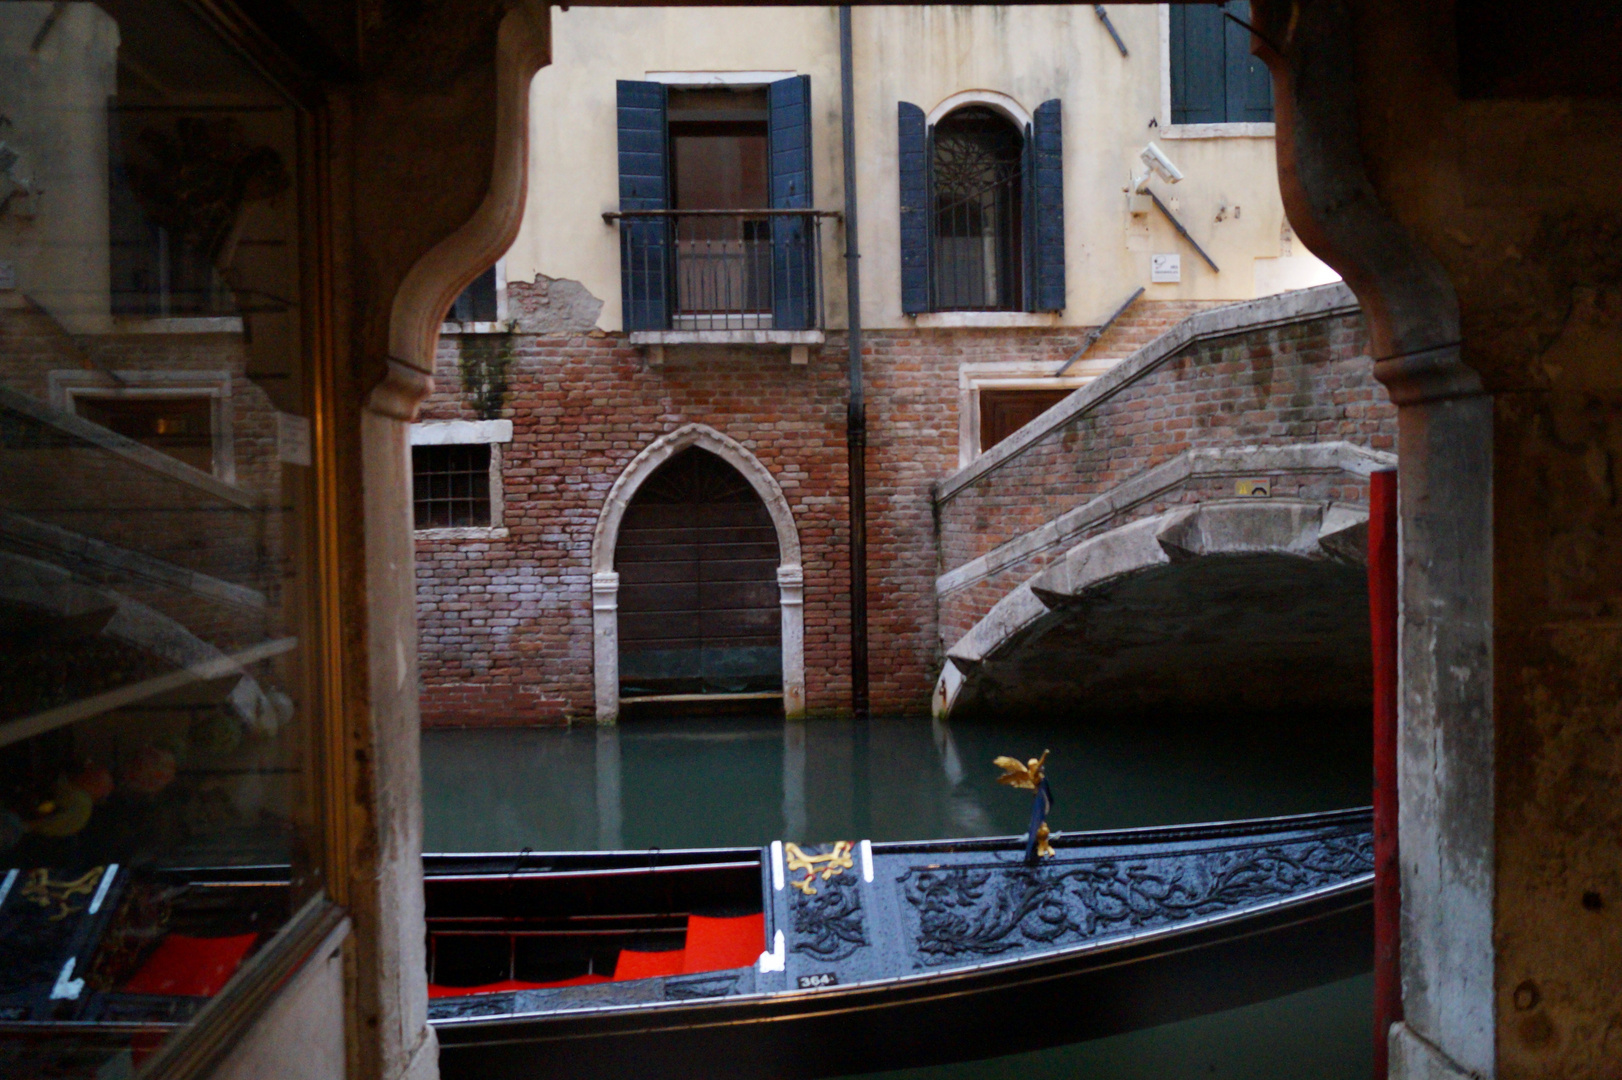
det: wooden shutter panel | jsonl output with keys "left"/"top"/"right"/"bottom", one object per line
{"left": 617, "top": 79, "right": 669, "bottom": 331}
{"left": 1029, "top": 99, "right": 1066, "bottom": 312}
{"left": 1223, "top": 1, "right": 1275, "bottom": 122}
{"left": 1170, "top": 5, "right": 1227, "bottom": 125}
{"left": 897, "top": 101, "right": 930, "bottom": 315}
{"left": 768, "top": 75, "right": 815, "bottom": 330}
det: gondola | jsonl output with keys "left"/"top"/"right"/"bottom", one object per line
{"left": 425, "top": 807, "right": 1374, "bottom": 1079}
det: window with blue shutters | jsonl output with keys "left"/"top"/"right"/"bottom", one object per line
{"left": 1169, "top": 2, "right": 1274, "bottom": 126}
{"left": 615, "top": 76, "right": 818, "bottom": 331}
{"left": 616, "top": 80, "right": 671, "bottom": 331}
{"left": 898, "top": 98, "right": 1064, "bottom": 314}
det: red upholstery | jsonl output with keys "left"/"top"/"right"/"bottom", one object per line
{"left": 122, "top": 933, "right": 259, "bottom": 997}
{"left": 682, "top": 913, "right": 766, "bottom": 974}
{"left": 611, "top": 948, "right": 686, "bottom": 980}
{"left": 427, "top": 974, "right": 608, "bottom": 998}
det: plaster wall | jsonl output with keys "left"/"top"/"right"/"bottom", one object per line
{"left": 508, "top": 5, "right": 1336, "bottom": 332}
{"left": 207, "top": 921, "right": 351, "bottom": 1080}
{"left": 0, "top": 3, "right": 117, "bottom": 335}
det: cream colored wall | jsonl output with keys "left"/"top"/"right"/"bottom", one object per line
{"left": 509, "top": 5, "right": 1336, "bottom": 333}
{"left": 0, "top": 3, "right": 118, "bottom": 334}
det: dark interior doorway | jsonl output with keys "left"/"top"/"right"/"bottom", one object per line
{"left": 616, "top": 448, "right": 782, "bottom": 700}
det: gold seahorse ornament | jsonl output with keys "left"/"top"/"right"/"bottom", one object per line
{"left": 784, "top": 841, "right": 855, "bottom": 895}
{"left": 19, "top": 867, "right": 105, "bottom": 922}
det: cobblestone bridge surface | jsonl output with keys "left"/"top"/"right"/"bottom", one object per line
{"left": 932, "top": 283, "right": 1397, "bottom": 719}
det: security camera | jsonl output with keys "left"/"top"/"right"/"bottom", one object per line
{"left": 1136, "top": 143, "right": 1184, "bottom": 190}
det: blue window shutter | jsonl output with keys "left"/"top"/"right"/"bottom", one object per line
{"left": 1170, "top": 5, "right": 1227, "bottom": 125}
{"left": 1223, "top": 1, "right": 1275, "bottom": 122}
{"left": 769, "top": 75, "right": 815, "bottom": 330}
{"left": 1030, "top": 99, "right": 1065, "bottom": 312}
{"left": 617, "top": 79, "right": 669, "bottom": 331}
{"left": 897, "top": 101, "right": 930, "bottom": 315}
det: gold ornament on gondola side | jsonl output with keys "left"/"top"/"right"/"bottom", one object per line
{"left": 784, "top": 841, "right": 855, "bottom": 895}
{"left": 19, "top": 867, "right": 105, "bottom": 922}
{"left": 994, "top": 750, "right": 1056, "bottom": 859}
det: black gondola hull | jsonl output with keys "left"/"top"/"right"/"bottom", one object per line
{"left": 430, "top": 811, "right": 1375, "bottom": 1079}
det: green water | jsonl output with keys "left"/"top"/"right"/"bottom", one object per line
{"left": 421, "top": 710, "right": 1374, "bottom": 1079}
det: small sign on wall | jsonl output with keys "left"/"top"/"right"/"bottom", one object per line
{"left": 1151, "top": 254, "right": 1181, "bottom": 283}
{"left": 1235, "top": 478, "right": 1271, "bottom": 497}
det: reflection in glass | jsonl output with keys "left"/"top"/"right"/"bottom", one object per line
{"left": 1, "top": 3, "right": 319, "bottom": 1074}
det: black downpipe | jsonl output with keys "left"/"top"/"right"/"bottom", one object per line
{"left": 839, "top": 6, "right": 869, "bottom": 721}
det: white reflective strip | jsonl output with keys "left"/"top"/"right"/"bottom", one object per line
{"left": 0, "top": 869, "right": 17, "bottom": 908}
{"left": 87, "top": 864, "right": 117, "bottom": 915}
{"left": 757, "top": 930, "right": 786, "bottom": 973}
{"left": 860, "top": 840, "right": 874, "bottom": 883}
{"left": 50, "top": 958, "right": 84, "bottom": 1000}
{"left": 770, "top": 840, "right": 784, "bottom": 891}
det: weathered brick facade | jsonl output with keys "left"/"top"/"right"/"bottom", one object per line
{"left": 411, "top": 285, "right": 1383, "bottom": 726}
{"left": 933, "top": 285, "right": 1396, "bottom": 648}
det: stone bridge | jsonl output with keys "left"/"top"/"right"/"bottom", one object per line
{"left": 931, "top": 283, "right": 1397, "bottom": 720}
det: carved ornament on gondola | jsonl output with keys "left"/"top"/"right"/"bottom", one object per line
{"left": 900, "top": 834, "right": 1374, "bottom": 965}
{"left": 783, "top": 840, "right": 854, "bottom": 895}
{"left": 790, "top": 866, "right": 868, "bottom": 962}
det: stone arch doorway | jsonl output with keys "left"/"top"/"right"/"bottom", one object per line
{"left": 592, "top": 424, "right": 804, "bottom": 722}
{"left": 617, "top": 447, "right": 780, "bottom": 701}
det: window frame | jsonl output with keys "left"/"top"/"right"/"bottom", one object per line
{"left": 957, "top": 365, "right": 1104, "bottom": 468}
{"left": 441, "top": 259, "right": 511, "bottom": 335}
{"left": 928, "top": 103, "right": 1029, "bottom": 314}
{"left": 1158, "top": 4, "right": 1277, "bottom": 140}
{"left": 616, "top": 72, "right": 823, "bottom": 339}
{"left": 410, "top": 420, "right": 512, "bottom": 539}
{"left": 49, "top": 369, "right": 237, "bottom": 484}
{"left": 0, "top": 1, "right": 352, "bottom": 1074}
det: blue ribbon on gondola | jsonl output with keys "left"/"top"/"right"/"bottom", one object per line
{"left": 1023, "top": 777, "right": 1054, "bottom": 865}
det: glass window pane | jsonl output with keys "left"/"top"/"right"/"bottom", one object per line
{"left": 1, "top": 2, "right": 322, "bottom": 1074}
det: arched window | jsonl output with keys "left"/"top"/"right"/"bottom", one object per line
{"left": 897, "top": 96, "right": 1065, "bottom": 315}
{"left": 931, "top": 107, "right": 1025, "bottom": 311}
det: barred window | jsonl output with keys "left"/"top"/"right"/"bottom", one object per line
{"left": 413, "top": 444, "right": 492, "bottom": 528}
{"left": 932, "top": 106, "right": 1024, "bottom": 311}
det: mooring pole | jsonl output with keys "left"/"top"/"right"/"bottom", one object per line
{"left": 1369, "top": 469, "right": 1402, "bottom": 1076}
{"left": 839, "top": 5, "right": 869, "bottom": 721}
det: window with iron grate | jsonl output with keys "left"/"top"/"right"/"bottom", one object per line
{"left": 413, "top": 444, "right": 492, "bottom": 528}
{"left": 932, "top": 107, "right": 1025, "bottom": 311}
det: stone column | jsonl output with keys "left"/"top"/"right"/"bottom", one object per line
{"left": 592, "top": 571, "right": 620, "bottom": 724}
{"left": 778, "top": 564, "right": 806, "bottom": 718}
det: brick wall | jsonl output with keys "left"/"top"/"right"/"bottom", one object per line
{"left": 412, "top": 286, "right": 1386, "bottom": 726}
{"left": 1, "top": 300, "right": 288, "bottom": 653}
{"left": 411, "top": 302, "right": 1162, "bottom": 724}
{"left": 933, "top": 284, "right": 1396, "bottom": 648}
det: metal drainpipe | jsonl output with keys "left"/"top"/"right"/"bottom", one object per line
{"left": 840, "top": 5, "right": 869, "bottom": 721}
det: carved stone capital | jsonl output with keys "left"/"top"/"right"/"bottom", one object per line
{"left": 366, "top": 358, "right": 434, "bottom": 422}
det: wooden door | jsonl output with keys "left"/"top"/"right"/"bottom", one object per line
{"left": 616, "top": 448, "right": 781, "bottom": 698}
{"left": 979, "top": 388, "right": 1071, "bottom": 452}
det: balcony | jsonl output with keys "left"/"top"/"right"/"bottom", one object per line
{"left": 605, "top": 209, "right": 836, "bottom": 351}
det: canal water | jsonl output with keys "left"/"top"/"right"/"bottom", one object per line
{"left": 422, "top": 709, "right": 1374, "bottom": 1079}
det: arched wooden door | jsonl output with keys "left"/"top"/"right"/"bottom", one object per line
{"left": 615, "top": 447, "right": 782, "bottom": 699}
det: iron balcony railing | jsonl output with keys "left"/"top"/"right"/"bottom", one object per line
{"left": 604, "top": 209, "right": 838, "bottom": 332}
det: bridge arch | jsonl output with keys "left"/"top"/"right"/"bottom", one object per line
{"left": 592, "top": 423, "right": 803, "bottom": 722}
{"left": 934, "top": 499, "right": 1372, "bottom": 722}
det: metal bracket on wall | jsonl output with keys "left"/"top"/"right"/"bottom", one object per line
{"left": 1148, "top": 190, "right": 1221, "bottom": 274}
{"left": 1093, "top": 6, "right": 1130, "bottom": 57}
{"left": 1054, "top": 286, "right": 1144, "bottom": 376}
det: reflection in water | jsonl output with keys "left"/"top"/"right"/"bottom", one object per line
{"left": 422, "top": 710, "right": 1374, "bottom": 1080}
{"left": 422, "top": 710, "right": 1372, "bottom": 852}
